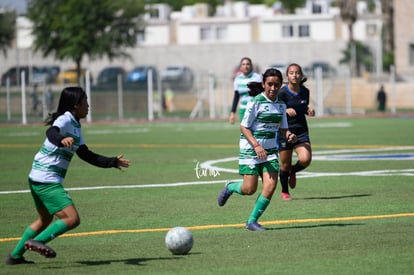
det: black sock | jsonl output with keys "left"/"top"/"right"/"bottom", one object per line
{"left": 292, "top": 162, "right": 306, "bottom": 173}
{"left": 279, "top": 170, "right": 289, "bottom": 193}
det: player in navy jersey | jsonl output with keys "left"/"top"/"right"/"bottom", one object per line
{"left": 6, "top": 87, "right": 130, "bottom": 265}
{"left": 277, "top": 63, "right": 315, "bottom": 201}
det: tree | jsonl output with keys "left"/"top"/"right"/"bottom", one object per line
{"left": 27, "top": 0, "right": 145, "bottom": 85}
{"left": 336, "top": 0, "right": 358, "bottom": 75}
{"left": 339, "top": 40, "right": 373, "bottom": 76}
{"left": 279, "top": 0, "right": 306, "bottom": 14}
{"left": 381, "top": 0, "right": 394, "bottom": 71}
{"left": 0, "top": 10, "right": 16, "bottom": 57}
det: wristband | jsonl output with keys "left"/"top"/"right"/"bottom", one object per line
{"left": 254, "top": 143, "right": 260, "bottom": 148}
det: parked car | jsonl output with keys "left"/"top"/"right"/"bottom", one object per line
{"left": 303, "top": 62, "right": 336, "bottom": 78}
{"left": 1, "top": 66, "right": 40, "bottom": 86}
{"left": 125, "top": 65, "right": 158, "bottom": 90}
{"left": 56, "top": 68, "right": 93, "bottom": 84}
{"left": 32, "top": 65, "right": 60, "bottom": 84}
{"left": 96, "top": 66, "right": 126, "bottom": 89}
{"left": 160, "top": 65, "right": 194, "bottom": 91}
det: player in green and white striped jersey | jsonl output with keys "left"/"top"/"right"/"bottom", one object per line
{"left": 218, "top": 68, "right": 297, "bottom": 231}
{"left": 229, "top": 57, "right": 262, "bottom": 124}
{"left": 6, "top": 87, "right": 130, "bottom": 265}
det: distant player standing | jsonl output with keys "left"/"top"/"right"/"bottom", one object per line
{"left": 6, "top": 86, "right": 130, "bottom": 265}
{"left": 218, "top": 68, "right": 297, "bottom": 231}
{"left": 229, "top": 57, "right": 262, "bottom": 124}
{"left": 277, "top": 63, "right": 315, "bottom": 201}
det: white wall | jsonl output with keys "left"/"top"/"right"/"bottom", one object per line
{"left": 142, "top": 25, "right": 170, "bottom": 46}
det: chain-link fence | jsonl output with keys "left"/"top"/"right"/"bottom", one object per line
{"left": 1, "top": 67, "right": 413, "bottom": 124}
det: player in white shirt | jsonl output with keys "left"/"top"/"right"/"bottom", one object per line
{"left": 229, "top": 57, "right": 262, "bottom": 124}
{"left": 6, "top": 87, "right": 130, "bottom": 265}
{"left": 218, "top": 68, "right": 297, "bottom": 231}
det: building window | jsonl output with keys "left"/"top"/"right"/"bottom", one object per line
{"left": 298, "top": 24, "right": 310, "bottom": 37}
{"left": 148, "top": 8, "right": 159, "bottom": 19}
{"left": 312, "top": 4, "right": 322, "bottom": 14}
{"left": 367, "top": 24, "right": 378, "bottom": 37}
{"left": 200, "top": 25, "right": 227, "bottom": 42}
{"left": 282, "top": 24, "right": 294, "bottom": 37}
{"left": 137, "top": 30, "right": 145, "bottom": 43}
{"left": 200, "top": 26, "right": 212, "bottom": 41}
{"left": 410, "top": 43, "right": 414, "bottom": 65}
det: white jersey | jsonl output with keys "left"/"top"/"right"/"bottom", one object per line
{"left": 233, "top": 72, "right": 262, "bottom": 113}
{"left": 29, "top": 111, "right": 85, "bottom": 183}
{"left": 239, "top": 93, "right": 288, "bottom": 166}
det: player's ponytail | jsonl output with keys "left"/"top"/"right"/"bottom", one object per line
{"left": 45, "top": 87, "right": 86, "bottom": 125}
{"left": 247, "top": 82, "right": 263, "bottom": 97}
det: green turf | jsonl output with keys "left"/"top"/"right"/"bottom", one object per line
{"left": 0, "top": 117, "right": 413, "bottom": 274}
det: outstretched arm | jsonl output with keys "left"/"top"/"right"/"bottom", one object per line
{"left": 77, "top": 145, "right": 130, "bottom": 170}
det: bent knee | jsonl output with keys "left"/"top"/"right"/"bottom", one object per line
{"left": 242, "top": 187, "right": 257, "bottom": 196}
{"left": 66, "top": 217, "right": 80, "bottom": 230}
{"left": 302, "top": 159, "right": 312, "bottom": 167}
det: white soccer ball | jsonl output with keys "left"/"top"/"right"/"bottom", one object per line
{"left": 165, "top": 226, "right": 193, "bottom": 255}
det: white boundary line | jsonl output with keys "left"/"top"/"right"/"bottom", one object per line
{"left": 2, "top": 147, "right": 414, "bottom": 195}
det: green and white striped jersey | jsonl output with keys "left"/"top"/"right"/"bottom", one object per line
{"left": 29, "top": 111, "right": 85, "bottom": 184}
{"left": 233, "top": 71, "right": 262, "bottom": 113}
{"left": 239, "top": 93, "right": 288, "bottom": 166}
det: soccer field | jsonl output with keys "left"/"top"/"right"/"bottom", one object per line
{"left": 1, "top": 117, "right": 413, "bottom": 274}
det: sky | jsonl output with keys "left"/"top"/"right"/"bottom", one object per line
{"left": 0, "top": 0, "right": 27, "bottom": 14}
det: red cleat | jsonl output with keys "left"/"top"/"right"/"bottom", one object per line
{"left": 281, "top": 192, "right": 291, "bottom": 201}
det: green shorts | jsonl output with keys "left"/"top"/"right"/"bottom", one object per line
{"left": 29, "top": 179, "right": 74, "bottom": 215}
{"left": 239, "top": 159, "right": 279, "bottom": 175}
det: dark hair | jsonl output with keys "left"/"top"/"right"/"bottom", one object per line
{"left": 247, "top": 82, "right": 263, "bottom": 97}
{"left": 263, "top": 68, "right": 283, "bottom": 84}
{"left": 286, "top": 63, "right": 307, "bottom": 84}
{"left": 45, "top": 86, "right": 86, "bottom": 125}
{"left": 247, "top": 68, "right": 283, "bottom": 97}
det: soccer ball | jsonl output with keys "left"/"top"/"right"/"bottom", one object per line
{"left": 165, "top": 226, "right": 193, "bottom": 255}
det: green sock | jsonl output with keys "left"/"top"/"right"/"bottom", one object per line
{"left": 227, "top": 180, "right": 244, "bottom": 195}
{"left": 11, "top": 227, "right": 38, "bottom": 258}
{"left": 34, "top": 219, "right": 68, "bottom": 244}
{"left": 247, "top": 194, "right": 270, "bottom": 224}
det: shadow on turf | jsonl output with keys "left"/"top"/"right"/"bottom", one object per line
{"left": 266, "top": 223, "right": 363, "bottom": 231}
{"left": 297, "top": 194, "right": 371, "bottom": 200}
{"left": 76, "top": 253, "right": 201, "bottom": 266}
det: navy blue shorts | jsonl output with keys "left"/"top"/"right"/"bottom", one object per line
{"left": 278, "top": 132, "right": 311, "bottom": 151}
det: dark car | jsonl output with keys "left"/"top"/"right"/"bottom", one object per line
{"left": 1, "top": 66, "right": 40, "bottom": 86}
{"left": 160, "top": 65, "right": 194, "bottom": 91}
{"left": 96, "top": 66, "right": 126, "bottom": 89}
{"left": 125, "top": 65, "right": 158, "bottom": 90}
{"left": 32, "top": 66, "right": 60, "bottom": 84}
{"left": 303, "top": 62, "right": 336, "bottom": 78}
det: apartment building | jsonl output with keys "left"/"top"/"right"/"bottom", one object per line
{"left": 3, "top": 0, "right": 412, "bottom": 81}
{"left": 133, "top": 0, "right": 384, "bottom": 78}
{"left": 393, "top": 0, "right": 414, "bottom": 80}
